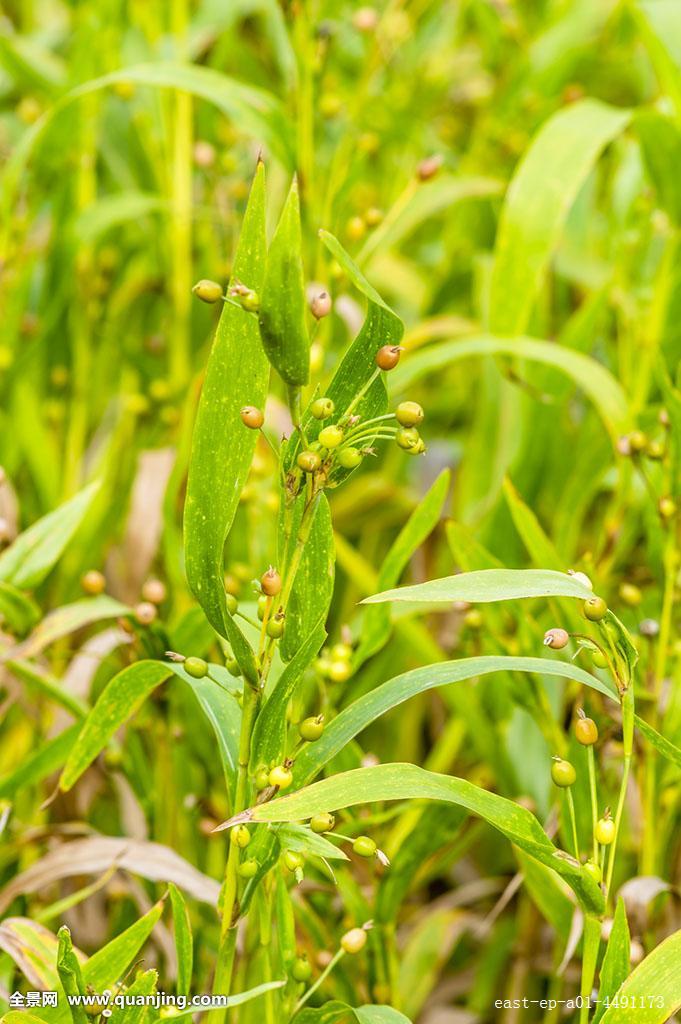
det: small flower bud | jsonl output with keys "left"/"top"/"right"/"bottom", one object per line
{"left": 192, "top": 279, "right": 223, "bottom": 303}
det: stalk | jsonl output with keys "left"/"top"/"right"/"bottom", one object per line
{"left": 604, "top": 685, "right": 634, "bottom": 903}
{"left": 169, "top": 0, "right": 192, "bottom": 389}
{"left": 293, "top": 949, "right": 345, "bottom": 1015}
{"left": 587, "top": 747, "right": 598, "bottom": 863}
{"left": 565, "top": 789, "right": 580, "bottom": 861}
{"left": 578, "top": 915, "right": 601, "bottom": 1024}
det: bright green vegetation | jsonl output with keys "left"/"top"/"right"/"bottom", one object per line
{"left": 2, "top": 3, "right": 681, "bottom": 1023}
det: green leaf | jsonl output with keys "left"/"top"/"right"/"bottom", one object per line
{"left": 184, "top": 162, "right": 268, "bottom": 684}
{"left": 594, "top": 899, "right": 630, "bottom": 1024}
{"left": 168, "top": 884, "right": 193, "bottom": 999}
{"left": 636, "top": 112, "right": 681, "bottom": 224}
{"left": 0, "top": 581, "right": 41, "bottom": 635}
{"left": 295, "top": 1003, "right": 412, "bottom": 1024}
{"left": 489, "top": 98, "right": 630, "bottom": 334}
{"left": 362, "top": 567, "right": 597, "bottom": 607}
{"left": 4, "top": 596, "right": 130, "bottom": 662}
{"left": 634, "top": 715, "right": 681, "bottom": 771}
{"left": 0, "top": 481, "right": 100, "bottom": 589}
{"left": 0, "top": 725, "right": 80, "bottom": 799}
{"left": 7, "top": 660, "right": 88, "bottom": 719}
{"left": 502, "top": 478, "right": 564, "bottom": 571}
{"left": 167, "top": 981, "right": 286, "bottom": 1018}
{"left": 355, "top": 470, "right": 450, "bottom": 666}
{"left": 279, "top": 495, "right": 334, "bottom": 663}
{"left": 224, "top": 763, "right": 604, "bottom": 915}
{"left": 59, "top": 661, "right": 173, "bottom": 791}
{"left": 250, "top": 617, "right": 326, "bottom": 772}
{"left": 57, "top": 927, "right": 88, "bottom": 1024}
{"left": 167, "top": 662, "right": 241, "bottom": 784}
{"left": 392, "top": 334, "right": 630, "bottom": 440}
{"left": 108, "top": 969, "right": 157, "bottom": 1024}
{"left": 271, "top": 823, "right": 349, "bottom": 861}
{"left": 292, "top": 655, "right": 616, "bottom": 788}
{"left": 598, "top": 923, "right": 681, "bottom": 1023}
{"left": 258, "top": 177, "right": 309, "bottom": 387}
{"left": 0, "top": 917, "right": 63, "bottom": 990}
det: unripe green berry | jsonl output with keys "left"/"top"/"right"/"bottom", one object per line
{"left": 192, "top": 279, "right": 223, "bottom": 303}
{"left": 646, "top": 439, "right": 664, "bottom": 460}
{"left": 255, "top": 767, "right": 270, "bottom": 790}
{"left": 591, "top": 649, "right": 608, "bottom": 669}
{"left": 298, "top": 451, "right": 321, "bottom": 473}
{"left": 595, "top": 817, "right": 615, "bottom": 845}
{"left": 266, "top": 616, "right": 285, "bottom": 639}
{"left": 310, "top": 812, "right": 335, "bottom": 833}
{"left": 238, "top": 858, "right": 258, "bottom": 878}
{"left": 299, "top": 715, "right": 325, "bottom": 742}
{"left": 257, "top": 595, "right": 269, "bottom": 620}
{"left": 311, "top": 398, "right": 334, "bottom": 420}
{"left": 583, "top": 860, "right": 601, "bottom": 883}
{"left": 226, "top": 657, "right": 242, "bottom": 677}
{"left": 628, "top": 430, "right": 647, "bottom": 454}
{"left": 184, "top": 657, "right": 208, "bottom": 679}
{"left": 269, "top": 764, "right": 293, "bottom": 789}
{"left": 240, "top": 290, "right": 259, "bottom": 312}
{"left": 619, "top": 582, "right": 642, "bottom": 607}
{"left": 283, "top": 850, "right": 303, "bottom": 871}
{"left": 337, "top": 447, "right": 362, "bottom": 469}
{"left": 230, "top": 825, "right": 250, "bottom": 848}
{"left": 225, "top": 593, "right": 238, "bottom": 615}
{"left": 463, "top": 608, "right": 483, "bottom": 630}
{"left": 331, "top": 643, "right": 352, "bottom": 661}
{"left": 395, "top": 401, "right": 424, "bottom": 427}
{"left": 291, "top": 955, "right": 312, "bottom": 982}
{"left": 352, "top": 835, "right": 377, "bottom": 858}
{"left": 341, "top": 928, "right": 367, "bottom": 954}
{"left": 396, "top": 427, "right": 420, "bottom": 450}
{"left": 551, "top": 758, "right": 576, "bottom": 788}
{"left": 575, "top": 716, "right": 598, "bottom": 746}
{"left": 584, "top": 596, "right": 608, "bottom": 622}
{"left": 329, "top": 659, "right": 352, "bottom": 683}
{"left": 659, "top": 496, "right": 677, "bottom": 520}
{"left": 318, "top": 425, "right": 344, "bottom": 449}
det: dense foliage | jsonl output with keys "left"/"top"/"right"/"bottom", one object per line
{"left": 2, "top": 2, "right": 681, "bottom": 1022}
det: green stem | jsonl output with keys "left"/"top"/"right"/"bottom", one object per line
{"left": 340, "top": 367, "right": 381, "bottom": 423}
{"left": 566, "top": 789, "right": 580, "bottom": 861}
{"left": 579, "top": 915, "right": 601, "bottom": 1024}
{"left": 587, "top": 746, "right": 598, "bottom": 863}
{"left": 293, "top": 949, "right": 345, "bottom": 1015}
{"left": 604, "top": 686, "right": 635, "bottom": 903}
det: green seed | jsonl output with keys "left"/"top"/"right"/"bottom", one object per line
{"left": 299, "top": 715, "right": 324, "bottom": 741}
{"left": 311, "top": 397, "right": 334, "bottom": 420}
{"left": 184, "top": 657, "right": 208, "bottom": 679}
{"left": 395, "top": 401, "right": 424, "bottom": 427}
{"left": 396, "top": 426, "right": 420, "bottom": 450}
{"left": 584, "top": 596, "right": 607, "bottom": 621}
{"left": 238, "top": 858, "right": 258, "bottom": 878}
{"left": 319, "top": 425, "right": 344, "bottom": 449}
{"left": 352, "top": 835, "right": 377, "bottom": 857}
{"left": 337, "top": 447, "right": 362, "bottom": 469}
{"left": 310, "top": 812, "right": 335, "bottom": 833}
{"left": 550, "top": 758, "right": 576, "bottom": 788}
{"left": 192, "top": 279, "right": 223, "bottom": 303}
{"left": 298, "top": 451, "right": 321, "bottom": 473}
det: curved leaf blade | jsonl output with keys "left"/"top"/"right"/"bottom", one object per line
{"left": 599, "top": 924, "right": 681, "bottom": 1023}
{"left": 362, "top": 567, "right": 597, "bottom": 606}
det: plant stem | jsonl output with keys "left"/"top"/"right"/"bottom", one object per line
{"left": 579, "top": 915, "right": 601, "bottom": 1024}
{"left": 340, "top": 367, "right": 381, "bottom": 423}
{"left": 293, "top": 949, "right": 345, "bottom": 1015}
{"left": 604, "top": 685, "right": 634, "bottom": 903}
{"left": 566, "top": 789, "right": 580, "bottom": 861}
{"left": 587, "top": 746, "right": 598, "bottom": 863}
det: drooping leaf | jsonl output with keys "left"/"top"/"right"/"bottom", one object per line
{"left": 0, "top": 917, "right": 64, "bottom": 990}
{"left": 634, "top": 715, "right": 681, "bottom": 771}
{"left": 636, "top": 112, "right": 681, "bottom": 224}
{"left": 184, "top": 162, "right": 268, "bottom": 684}
{"left": 355, "top": 469, "right": 450, "bottom": 666}
{"left": 0, "top": 582, "right": 40, "bottom": 634}
{"left": 59, "top": 661, "right": 173, "bottom": 791}
{"left": 362, "top": 567, "right": 597, "bottom": 607}
{"left": 489, "top": 98, "right": 630, "bottom": 335}
{"left": 0, "top": 724, "right": 80, "bottom": 799}
{"left": 392, "top": 335, "right": 630, "bottom": 440}
{"left": 0, "top": 481, "right": 100, "bottom": 589}
{"left": 3, "top": 596, "right": 130, "bottom": 662}
{"left": 258, "top": 177, "right": 309, "bottom": 387}
{"left": 168, "top": 883, "right": 193, "bottom": 998}
{"left": 221, "top": 763, "right": 604, "bottom": 915}
{"left": 292, "top": 655, "right": 617, "bottom": 787}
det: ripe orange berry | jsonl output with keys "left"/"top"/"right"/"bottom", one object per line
{"left": 261, "top": 567, "right": 282, "bottom": 596}
{"left": 240, "top": 406, "right": 264, "bottom": 429}
{"left": 375, "top": 345, "right": 403, "bottom": 370}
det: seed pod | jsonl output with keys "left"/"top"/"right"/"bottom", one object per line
{"left": 298, "top": 451, "right": 321, "bottom": 473}
{"left": 417, "top": 154, "right": 443, "bottom": 181}
{"left": 258, "top": 178, "right": 310, "bottom": 387}
{"left": 81, "top": 570, "right": 105, "bottom": 596}
{"left": 584, "top": 596, "right": 608, "bottom": 621}
{"left": 396, "top": 426, "right": 420, "bottom": 450}
{"left": 352, "top": 836, "right": 377, "bottom": 858}
{"left": 595, "top": 816, "right": 615, "bottom": 845}
{"left": 310, "top": 291, "right": 332, "bottom": 320}
{"left": 310, "top": 812, "right": 335, "bottom": 833}
{"left": 192, "top": 279, "right": 223, "bottom": 303}
{"left": 238, "top": 858, "right": 258, "bottom": 878}
{"left": 135, "top": 602, "right": 157, "bottom": 625}
{"left": 376, "top": 345, "right": 403, "bottom": 370}
{"left": 551, "top": 758, "right": 576, "bottom": 788}
{"left": 267, "top": 615, "right": 285, "bottom": 639}
{"left": 575, "top": 714, "right": 598, "bottom": 746}
{"left": 142, "top": 579, "right": 166, "bottom": 604}
{"left": 291, "top": 955, "right": 312, "bottom": 982}
{"left": 319, "top": 425, "right": 344, "bottom": 449}
{"left": 269, "top": 764, "right": 293, "bottom": 789}
{"left": 184, "top": 657, "right": 208, "bottom": 679}
{"left": 299, "top": 715, "right": 325, "bottom": 742}
{"left": 543, "top": 628, "right": 569, "bottom": 650}
{"left": 230, "top": 825, "right": 251, "bottom": 848}
{"left": 311, "top": 397, "right": 335, "bottom": 419}
{"left": 261, "top": 567, "right": 282, "bottom": 596}
{"left": 240, "top": 405, "right": 264, "bottom": 429}
{"left": 337, "top": 447, "right": 362, "bottom": 469}
{"left": 341, "top": 928, "right": 367, "bottom": 954}
{"left": 395, "top": 401, "right": 424, "bottom": 427}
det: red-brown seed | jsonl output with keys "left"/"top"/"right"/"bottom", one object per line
{"left": 375, "top": 345, "right": 403, "bottom": 371}
{"left": 543, "top": 628, "right": 569, "bottom": 650}
{"left": 261, "top": 566, "right": 282, "bottom": 596}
